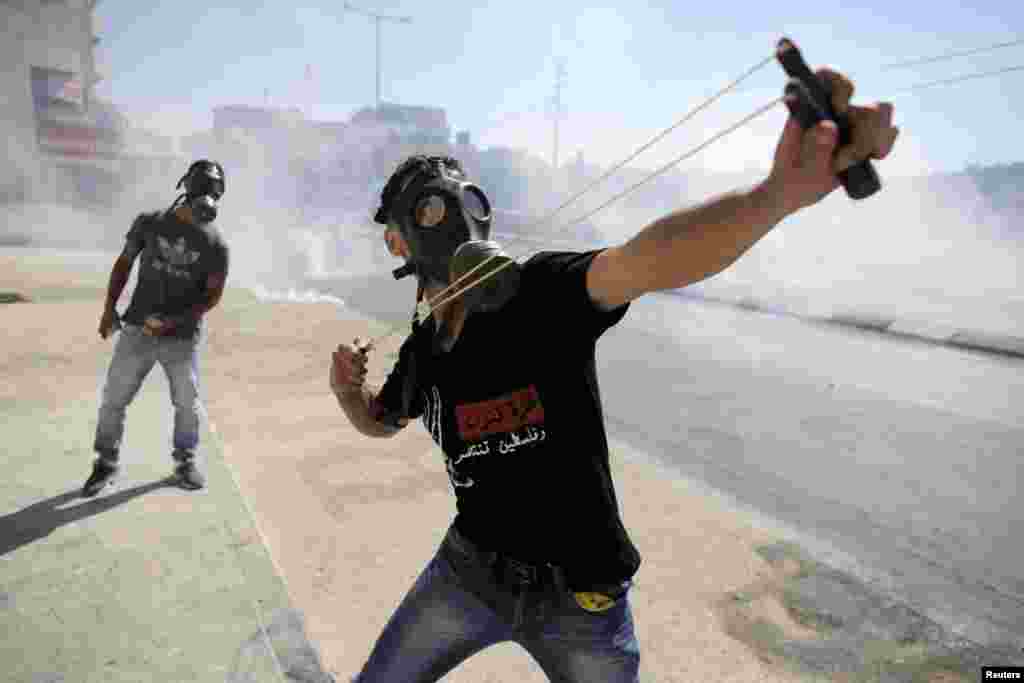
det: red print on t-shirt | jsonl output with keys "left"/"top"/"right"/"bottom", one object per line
{"left": 455, "top": 385, "right": 545, "bottom": 442}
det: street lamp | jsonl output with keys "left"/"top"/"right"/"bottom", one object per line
{"left": 342, "top": 2, "right": 413, "bottom": 109}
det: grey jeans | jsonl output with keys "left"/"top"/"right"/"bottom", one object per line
{"left": 93, "top": 324, "right": 202, "bottom": 463}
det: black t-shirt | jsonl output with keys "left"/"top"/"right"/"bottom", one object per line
{"left": 121, "top": 210, "right": 230, "bottom": 338}
{"left": 377, "top": 250, "right": 641, "bottom": 588}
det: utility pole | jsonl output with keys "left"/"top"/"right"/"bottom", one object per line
{"left": 304, "top": 64, "right": 313, "bottom": 119}
{"left": 342, "top": 2, "right": 413, "bottom": 109}
{"left": 551, "top": 58, "right": 567, "bottom": 170}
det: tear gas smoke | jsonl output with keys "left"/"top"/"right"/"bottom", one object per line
{"left": 3, "top": 49, "right": 1021, "bottom": 333}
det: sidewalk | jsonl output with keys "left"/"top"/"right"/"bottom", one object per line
{"left": 0, "top": 335, "right": 332, "bottom": 683}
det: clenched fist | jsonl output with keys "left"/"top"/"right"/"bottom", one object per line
{"left": 98, "top": 307, "right": 121, "bottom": 340}
{"left": 331, "top": 338, "right": 371, "bottom": 397}
{"left": 142, "top": 315, "right": 181, "bottom": 337}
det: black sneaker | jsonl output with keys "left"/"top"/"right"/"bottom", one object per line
{"left": 82, "top": 458, "right": 119, "bottom": 497}
{"left": 174, "top": 459, "right": 206, "bottom": 490}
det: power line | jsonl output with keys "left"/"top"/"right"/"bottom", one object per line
{"left": 556, "top": 98, "right": 783, "bottom": 235}
{"left": 880, "top": 37, "right": 1024, "bottom": 70}
{"left": 551, "top": 58, "right": 567, "bottom": 170}
{"left": 891, "top": 63, "right": 1024, "bottom": 95}
{"left": 533, "top": 54, "right": 774, "bottom": 242}
{"left": 733, "top": 37, "right": 1024, "bottom": 96}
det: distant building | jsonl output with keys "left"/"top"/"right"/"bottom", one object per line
{"left": 1, "top": 0, "right": 124, "bottom": 207}
{"left": 213, "top": 104, "right": 306, "bottom": 134}
{"left": 311, "top": 120, "right": 350, "bottom": 142}
{"left": 350, "top": 102, "right": 451, "bottom": 146}
{"left": 190, "top": 101, "right": 466, "bottom": 218}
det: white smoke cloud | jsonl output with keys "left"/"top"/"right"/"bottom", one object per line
{"left": 5, "top": 5, "right": 1020, "bottom": 338}
{"left": 526, "top": 113, "right": 1023, "bottom": 335}
{"left": 249, "top": 283, "right": 346, "bottom": 307}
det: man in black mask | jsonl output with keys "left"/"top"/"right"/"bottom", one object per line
{"left": 331, "top": 69, "right": 898, "bottom": 682}
{"left": 83, "top": 160, "right": 230, "bottom": 497}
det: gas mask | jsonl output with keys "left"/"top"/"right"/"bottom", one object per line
{"left": 175, "top": 160, "right": 225, "bottom": 224}
{"left": 374, "top": 156, "right": 521, "bottom": 315}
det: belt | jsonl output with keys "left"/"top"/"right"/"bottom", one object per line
{"left": 444, "top": 525, "right": 567, "bottom": 591}
{"left": 499, "top": 555, "right": 565, "bottom": 590}
{"left": 443, "top": 526, "right": 629, "bottom": 599}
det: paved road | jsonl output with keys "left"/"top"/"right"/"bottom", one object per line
{"left": 598, "top": 293, "right": 1024, "bottom": 653}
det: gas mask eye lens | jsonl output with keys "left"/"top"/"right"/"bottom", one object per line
{"left": 190, "top": 173, "right": 223, "bottom": 199}
{"left": 414, "top": 194, "right": 447, "bottom": 228}
{"left": 463, "top": 187, "right": 490, "bottom": 222}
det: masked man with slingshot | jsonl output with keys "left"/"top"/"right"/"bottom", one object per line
{"left": 331, "top": 59, "right": 899, "bottom": 682}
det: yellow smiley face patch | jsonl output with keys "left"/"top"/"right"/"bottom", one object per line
{"left": 573, "top": 591, "right": 617, "bottom": 613}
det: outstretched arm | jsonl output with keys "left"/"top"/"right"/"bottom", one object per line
{"left": 586, "top": 69, "right": 898, "bottom": 311}
{"left": 587, "top": 182, "right": 792, "bottom": 309}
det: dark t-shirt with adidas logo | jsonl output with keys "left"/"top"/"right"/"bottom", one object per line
{"left": 377, "top": 250, "right": 642, "bottom": 589}
{"left": 121, "top": 210, "right": 229, "bottom": 338}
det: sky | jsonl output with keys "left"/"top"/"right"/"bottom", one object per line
{"left": 93, "top": 1, "right": 1024, "bottom": 176}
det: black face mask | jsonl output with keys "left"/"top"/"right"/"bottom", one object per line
{"left": 375, "top": 156, "right": 521, "bottom": 315}
{"left": 187, "top": 194, "right": 219, "bottom": 223}
{"left": 176, "top": 161, "right": 225, "bottom": 224}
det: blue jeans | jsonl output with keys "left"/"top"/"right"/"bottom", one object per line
{"left": 93, "top": 325, "right": 202, "bottom": 463}
{"left": 354, "top": 526, "right": 641, "bottom": 682}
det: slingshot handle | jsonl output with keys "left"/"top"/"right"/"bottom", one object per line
{"left": 776, "top": 38, "right": 881, "bottom": 200}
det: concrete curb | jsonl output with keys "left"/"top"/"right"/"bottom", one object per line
{"left": 663, "top": 290, "right": 1024, "bottom": 360}
{"left": 822, "top": 314, "right": 1024, "bottom": 360}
